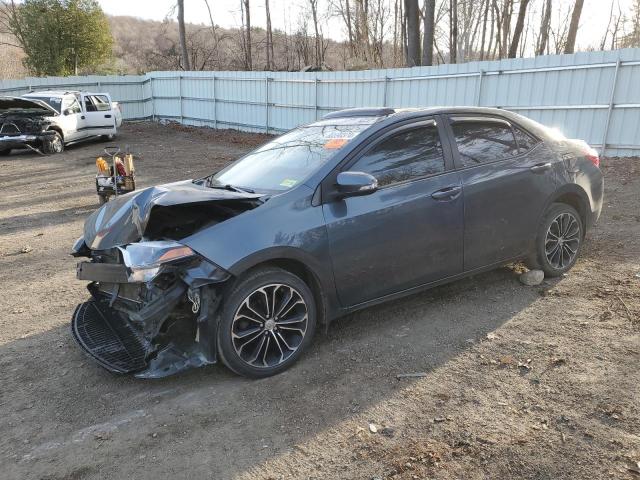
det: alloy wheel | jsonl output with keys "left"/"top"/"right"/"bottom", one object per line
{"left": 231, "top": 283, "right": 308, "bottom": 368}
{"left": 545, "top": 212, "right": 580, "bottom": 269}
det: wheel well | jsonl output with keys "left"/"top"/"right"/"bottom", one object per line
{"left": 47, "top": 126, "right": 63, "bottom": 140}
{"left": 247, "top": 258, "right": 327, "bottom": 324}
{"left": 554, "top": 192, "right": 587, "bottom": 233}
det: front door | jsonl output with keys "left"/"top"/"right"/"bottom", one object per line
{"left": 445, "top": 115, "right": 560, "bottom": 270}
{"left": 322, "top": 119, "right": 464, "bottom": 307}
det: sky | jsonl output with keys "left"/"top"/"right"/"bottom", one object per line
{"left": 96, "top": 0, "right": 634, "bottom": 49}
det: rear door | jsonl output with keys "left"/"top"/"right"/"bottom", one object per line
{"left": 82, "top": 94, "right": 116, "bottom": 137}
{"left": 322, "top": 118, "right": 464, "bottom": 307}
{"left": 445, "top": 115, "right": 560, "bottom": 270}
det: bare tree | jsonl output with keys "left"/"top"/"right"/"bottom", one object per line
{"left": 536, "top": 0, "right": 552, "bottom": 55}
{"left": 449, "top": 0, "right": 457, "bottom": 63}
{"left": 508, "top": 0, "right": 530, "bottom": 58}
{"left": 564, "top": 0, "right": 584, "bottom": 54}
{"left": 479, "top": 0, "right": 490, "bottom": 60}
{"left": 309, "top": 0, "right": 322, "bottom": 66}
{"left": 404, "top": 0, "right": 420, "bottom": 66}
{"left": 177, "top": 0, "right": 191, "bottom": 70}
{"left": 240, "top": 0, "right": 252, "bottom": 70}
{"left": 265, "top": 0, "right": 274, "bottom": 69}
{"left": 422, "top": 0, "right": 435, "bottom": 65}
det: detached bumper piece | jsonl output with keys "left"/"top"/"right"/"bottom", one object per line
{"left": 72, "top": 300, "right": 148, "bottom": 374}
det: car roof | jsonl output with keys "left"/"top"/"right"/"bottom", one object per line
{"left": 318, "top": 106, "right": 553, "bottom": 140}
{"left": 24, "top": 90, "right": 79, "bottom": 97}
{"left": 322, "top": 106, "right": 518, "bottom": 120}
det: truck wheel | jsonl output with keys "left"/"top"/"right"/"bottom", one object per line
{"left": 0, "top": 149, "right": 11, "bottom": 156}
{"left": 44, "top": 132, "right": 64, "bottom": 154}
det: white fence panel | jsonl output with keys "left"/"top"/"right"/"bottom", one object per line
{"left": 2, "top": 48, "right": 640, "bottom": 156}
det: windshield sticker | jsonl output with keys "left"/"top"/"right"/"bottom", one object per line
{"left": 324, "top": 138, "right": 348, "bottom": 149}
{"left": 280, "top": 179, "right": 298, "bottom": 188}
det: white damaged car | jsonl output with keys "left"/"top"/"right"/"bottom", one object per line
{"left": 21, "top": 90, "right": 122, "bottom": 152}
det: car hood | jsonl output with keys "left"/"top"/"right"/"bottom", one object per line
{"left": 0, "top": 96, "right": 58, "bottom": 116}
{"left": 83, "top": 180, "right": 263, "bottom": 250}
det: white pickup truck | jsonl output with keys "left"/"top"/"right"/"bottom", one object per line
{"left": 21, "top": 90, "right": 122, "bottom": 152}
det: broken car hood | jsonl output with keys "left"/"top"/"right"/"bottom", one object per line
{"left": 83, "top": 180, "right": 263, "bottom": 250}
{"left": 0, "top": 96, "right": 58, "bottom": 116}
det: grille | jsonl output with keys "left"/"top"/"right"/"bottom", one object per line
{"left": 72, "top": 301, "right": 148, "bottom": 373}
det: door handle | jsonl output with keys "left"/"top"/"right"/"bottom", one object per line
{"left": 81, "top": 115, "right": 85, "bottom": 119}
{"left": 530, "top": 162, "right": 552, "bottom": 173}
{"left": 104, "top": 114, "right": 112, "bottom": 118}
{"left": 431, "top": 185, "right": 462, "bottom": 200}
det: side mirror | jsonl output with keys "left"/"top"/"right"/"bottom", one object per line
{"left": 336, "top": 171, "right": 378, "bottom": 198}
{"left": 63, "top": 108, "right": 73, "bottom": 116}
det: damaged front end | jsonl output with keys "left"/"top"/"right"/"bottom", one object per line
{"left": 71, "top": 181, "right": 263, "bottom": 378}
{"left": 73, "top": 240, "right": 230, "bottom": 378}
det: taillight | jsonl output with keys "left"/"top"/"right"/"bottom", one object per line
{"left": 586, "top": 153, "right": 600, "bottom": 168}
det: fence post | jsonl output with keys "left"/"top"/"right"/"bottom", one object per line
{"left": 178, "top": 73, "right": 183, "bottom": 124}
{"left": 475, "top": 70, "right": 484, "bottom": 106}
{"left": 314, "top": 77, "right": 319, "bottom": 120}
{"left": 265, "top": 76, "right": 270, "bottom": 134}
{"left": 383, "top": 76, "right": 389, "bottom": 107}
{"left": 150, "top": 77, "right": 155, "bottom": 122}
{"left": 212, "top": 75, "right": 217, "bottom": 130}
{"left": 600, "top": 58, "right": 621, "bottom": 157}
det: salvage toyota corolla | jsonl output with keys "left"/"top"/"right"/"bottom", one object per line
{"left": 71, "top": 107, "right": 603, "bottom": 378}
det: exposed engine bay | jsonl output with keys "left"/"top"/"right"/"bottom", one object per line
{"left": 0, "top": 97, "right": 58, "bottom": 153}
{"left": 71, "top": 181, "right": 263, "bottom": 378}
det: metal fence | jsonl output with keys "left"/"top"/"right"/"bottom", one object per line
{"left": 2, "top": 48, "right": 640, "bottom": 156}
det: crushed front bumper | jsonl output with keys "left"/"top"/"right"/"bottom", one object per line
{"left": 0, "top": 132, "right": 54, "bottom": 150}
{"left": 71, "top": 254, "right": 229, "bottom": 378}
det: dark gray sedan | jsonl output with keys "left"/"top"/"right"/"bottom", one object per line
{"left": 71, "top": 107, "right": 603, "bottom": 378}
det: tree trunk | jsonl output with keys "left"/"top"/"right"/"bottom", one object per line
{"left": 536, "top": 0, "right": 552, "bottom": 55}
{"left": 404, "top": 0, "right": 420, "bottom": 66}
{"left": 564, "top": 0, "right": 584, "bottom": 54}
{"left": 450, "top": 0, "right": 457, "bottom": 63}
{"left": 508, "top": 0, "right": 530, "bottom": 58}
{"left": 309, "top": 0, "right": 321, "bottom": 66}
{"left": 265, "top": 0, "right": 274, "bottom": 69}
{"left": 479, "top": 0, "right": 489, "bottom": 60}
{"left": 177, "top": 0, "right": 190, "bottom": 70}
{"left": 422, "top": 0, "right": 435, "bottom": 65}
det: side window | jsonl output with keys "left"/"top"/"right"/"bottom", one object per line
{"left": 451, "top": 121, "right": 518, "bottom": 167}
{"left": 84, "top": 96, "right": 97, "bottom": 112}
{"left": 351, "top": 125, "right": 444, "bottom": 187}
{"left": 512, "top": 125, "right": 538, "bottom": 153}
{"left": 63, "top": 97, "right": 82, "bottom": 114}
{"left": 91, "top": 95, "right": 111, "bottom": 112}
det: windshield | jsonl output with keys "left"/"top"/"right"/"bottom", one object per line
{"left": 25, "top": 96, "right": 62, "bottom": 113}
{"left": 208, "top": 117, "right": 378, "bottom": 193}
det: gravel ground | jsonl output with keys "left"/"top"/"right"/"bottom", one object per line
{"left": 0, "top": 122, "right": 638, "bottom": 480}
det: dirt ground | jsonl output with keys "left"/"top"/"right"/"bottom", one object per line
{"left": 0, "top": 122, "right": 638, "bottom": 480}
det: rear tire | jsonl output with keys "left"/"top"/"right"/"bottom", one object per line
{"left": 216, "top": 267, "right": 317, "bottom": 378}
{"left": 529, "top": 203, "right": 583, "bottom": 277}
{"left": 0, "top": 148, "right": 11, "bottom": 156}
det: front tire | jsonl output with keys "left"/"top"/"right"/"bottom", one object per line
{"left": 217, "top": 267, "right": 317, "bottom": 378}
{"left": 530, "top": 203, "right": 584, "bottom": 277}
{"left": 43, "top": 131, "right": 64, "bottom": 154}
